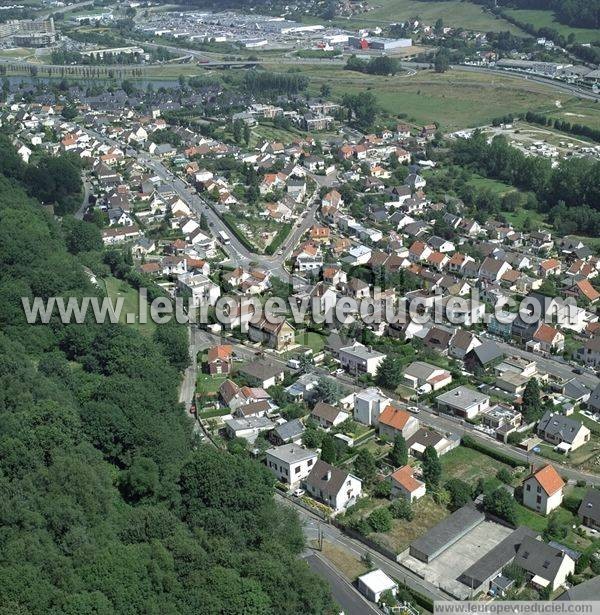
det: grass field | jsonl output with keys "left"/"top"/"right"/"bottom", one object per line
{"left": 102, "top": 275, "right": 155, "bottom": 335}
{"left": 373, "top": 495, "right": 449, "bottom": 553}
{"left": 196, "top": 372, "right": 226, "bottom": 395}
{"left": 318, "top": 541, "right": 369, "bottom": 580}
{"left": 504, "top": 8, "right": 600, "bottom": 43}
{"left": 264, "top": 64, "right": 571, "bottom": 131}
{"left": 342, "top": 0, "right": 521, "bottom": 33}
{"left": 441, "top": 446, "right": 513, "bottom": 485}
{"left": 545, "top": 100, "right": 600, "bottom": 133}
{"left": 295, "top": 331, "right": 325, "bottom": 353}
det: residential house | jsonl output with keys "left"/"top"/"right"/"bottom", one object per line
{"left": 390, "top": 465, "right": 426, "bottom": 502}
{"left": 577, "top": 488, "right": 600, "bottom": 531}
{"left": 269, "top": 419, "right": 305, "bottom": 446}
{"left": 523, "top": 465, "right": 565, "bottom": 515}
{"left": 305, "top": 460, "right": 362, "bottom": 512}
{"left": 536, "top": 411, "right": 591, "bottom": 453}
{"left": 403, "top": 361, "right": 452, "bottom": 393}
{"left": 436, "top": 386, "right": 490, "bottom": 420}
{"left": 248, "top": 318, "right": 295, "bottom": 350}
{"left": 338, "top": 342, "right": 386, "bottom": 376}
{"left": 575, "top": 336, "right": 600, "bottom": 368}
{"left": 354, "top": 387, "right": 391, "bottom": 426}
{"left": 449, "top": 329, "right": 481, "bottom": 360}
{"left": 377, "top": 406, "right": 420, "bottom": 441}
{"left": 479, "top": 257, "right": 512, "bottom": 283}
{"left": 238, "top": 362, "right": 285, "bottom": 389}
{"left": 311, "top": 402, "right": 349, "bottom": 430}
{"left": 265, "top": 443, "right": 318, "bottom": 485}
{"left": 406, "top": 428, "right": 455, "bottom": 458}
{"left": 206, "top": 345, "right": 232, "bottom": 375}
{"left": 513, "top": 536, "right": 574, "bottom": 592}
{"left": 464, "top": 341, "right": 504, "bottom": 374}
{"left": 527, "top": 324, "right": 564, "bottom": 354}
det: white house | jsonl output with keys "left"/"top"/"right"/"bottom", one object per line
{"left": 390, "top": 465, "right": 426, "bottom": 502}
{"left": 514, "top": 536, "right": 574, "bottom": 592}
{"left": 265, "top": 444, "right": 318, "bottom": 486}
{"left": 357, "top": 569, "right": 397, "bottom": 603}
{"left": 177, "top": 272, "right": 221, "bottom": 307}
{"left": 436, "top": 386, "right": 490, "bottom": 420}
{"left": 354, "top": 387, "right": 391, "bottom": 426}
{"left": 522, "top": 465, "right": 565, "bottom": 515}
{"left": 305, "top": 459, "right": 362, "bottom": 512}
{"left": 338, "top": 342, "right": 386, "bottom": 377}
{"left": 403, "top": 361, "right": 452, "bottom": 393}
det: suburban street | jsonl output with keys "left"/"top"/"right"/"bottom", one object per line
{"left": 278, "top": 493, "right": 452, "bottom": 603}
{"left": 302, "top": 552, "right": 380, "bottom": 615}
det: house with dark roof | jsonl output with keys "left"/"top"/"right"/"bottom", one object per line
{"left": 513, "top": 535, "right": 574, "bottom": 591}
{"left": 464, "top": 341, "right": 504, "bottom": 374}
{"left": 238, "top": 361, "right": 285, "bottom": 389}
{"left": 269, "top": 419, "right": 305, "bottom": 446}
{"left": 311, "top": 402, "right": 349, "bottom": 430}
{"left": 557, "top": 574, "right": 600, "bottom": 601}
{"left": 536, "top": 411, "right": 591, "bottom": 453}
{"left": 304, "top": 459, "right": 362, "bottom": 512}
{"left": 577, "top": 488, "right": 600, "bottom": 530}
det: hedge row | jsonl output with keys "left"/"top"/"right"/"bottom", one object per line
{"left": 462, "top": 434, "right": 527, "bottom": 468}
{"left": 265, "top": 222, "right": 293, "bottom": 255}
{"left": 221, "top": 213, "right": 256, "bottom": 252}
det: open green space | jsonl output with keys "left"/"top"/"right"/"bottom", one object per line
{"left": 344, "top": 0, "right": 521, "bottom": 33}
{"left": 441, "top": 445, "right": 514, "bottom": 485}
{"left": 196, "top": 372, "right": 227, "bottom": 395}
{"left": 372, "top": 495, "right": 449, "bottom": 553}
{"left": 295, "top": 331, "right": 326, "bottom": 353}
{"left": 504, "top": 8, "right": 600, "bottom": 43}
{"left": 263, "top": 64, "right": 573, "bottom": 131}
{"left": 102, "top": 275, "right": 155, "bottom": 335}
{"left": 544, "top": 100, "right": 600, "bottom": 133}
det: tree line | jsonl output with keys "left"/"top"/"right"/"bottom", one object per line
{"left": 243, "top": 70, "right": 309, "bottom": 97}
{"left": 0, "top": 161, "right": 335, "bottom": 611}
{"left": 452, "top": 130, "right": 600, "bottom": 235}
{"left": 525, "top": 110, "right": 600, "bottom": 143}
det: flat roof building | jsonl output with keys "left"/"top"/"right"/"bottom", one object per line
{"left": 410, "top": 505, "right": 484, "bottom": 563}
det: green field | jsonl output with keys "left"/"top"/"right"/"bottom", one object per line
{"left": 504, "top": 8, "right": 600, "bottom": 43}
{"left": 102, "top": 275, "right": 155, "bottom": 335}
{"left": 295, "top": 331, "right": 326, "bottom": 353}
{"left": 441, "top": 446, "right": 513, "bottom": 485}
{"left": 265, "top": 64, "right": 572, "bottom": 131}
{"left": 545, "top": 100, "right": 600, "bottom": 133}
{"left": 342, "top": 0, "right": 521, "bottom": 33}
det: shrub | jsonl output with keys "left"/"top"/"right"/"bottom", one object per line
{"left": 367, "top": 507, "right": 393, "bottom": 533}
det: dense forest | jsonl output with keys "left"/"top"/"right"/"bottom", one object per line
{"left": 451, "top": 131, "right": 600, "bottom": 235}
{"left": 0, "top": 143, "right": 334, "bottom": 612}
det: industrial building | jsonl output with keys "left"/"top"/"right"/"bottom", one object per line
{"left": 409, "top": 504, "right": 484, "bottom": 563}
{"left": 0, "top": 17, "right": 56, "bottom": 47}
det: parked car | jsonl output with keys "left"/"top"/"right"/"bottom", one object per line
{"left": 293, "top": 488, "right": 305, "bottom": 498}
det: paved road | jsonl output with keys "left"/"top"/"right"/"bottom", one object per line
{"left": 303, "top": 552, "right": 380, "bottom": 615}
{"left": 75, "top": 178, "right": 90, "bottom": 220}
{"left": 278, "top": 493, "right": 451, "bottom": 603}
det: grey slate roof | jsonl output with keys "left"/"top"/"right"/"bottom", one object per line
{"left": 578, "top": 488, "right": 600, "bottom": 525}
{"left": 513, "top": 536, "right": 571, "bottom": 581}
{"left": 537, "top": 411, "right": 585, "bottom": 445}
{"left": 557, "top": 575, "right": 600, "bottom": 601}
{"left": 272, "top": 419, "right": 305, "bottom": 443}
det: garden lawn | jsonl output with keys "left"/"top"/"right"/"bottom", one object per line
{"left": 102, "top": 276, "right": 155, "bottom": 335}
{"left": 196, "top": 372, "right": 226, "bottom": 395}
{"left": 441, "top": 445, "right": 514, "bottom": 485}
{"left": 371, "top": 495, "right": 449, "bottom": 553}
{"left": 295, "top": 331, "right": 325, "bottom": 353}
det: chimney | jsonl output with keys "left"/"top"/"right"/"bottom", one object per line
{"left": 326, "top": 470, "right": 332, "bottom": 481}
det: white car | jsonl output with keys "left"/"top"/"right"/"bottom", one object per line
{"left": 293, "top": 488, "right": 305, "bottom": 498}
{"left": 407, "top": 406, "right": 420, "bottom": 414}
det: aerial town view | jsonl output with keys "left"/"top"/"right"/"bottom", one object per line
{"left": 1, "top": 0, "right": 600, "bottom": 613}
